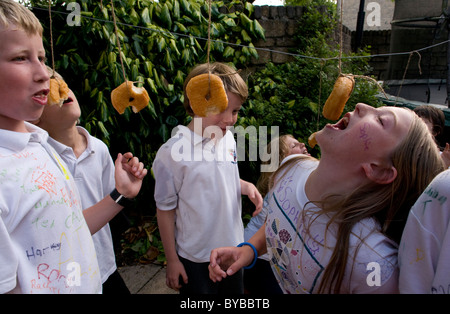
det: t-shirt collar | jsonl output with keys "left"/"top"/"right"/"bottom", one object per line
{"left": 0, "top": 122, "right": 49, "bottom": 152}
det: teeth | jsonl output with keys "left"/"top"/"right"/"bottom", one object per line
{"left": 34, "top": 90, "right": 48, "bottom": 98}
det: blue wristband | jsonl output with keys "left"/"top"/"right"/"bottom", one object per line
{"left": 237, "top": 242, "right": 258, "bottom": 269}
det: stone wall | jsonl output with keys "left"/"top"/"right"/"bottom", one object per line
{"left": 357, "top": 30, "right": 391, "bottom": 80}
{"left": 249, "top": 5, "right": 352, "bottom": 67}
{"left": 247, "top": 5, "right": 393, "bottom": 81}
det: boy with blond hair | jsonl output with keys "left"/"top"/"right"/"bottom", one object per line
{"left": 0, "top": 0, "right": 146, "bottom": 294}
{"left": 153, "top": 62, "right": 263, "bottom": 294}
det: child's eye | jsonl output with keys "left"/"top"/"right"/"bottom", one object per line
{"left": 39, "top": 56, "right": 47, "bottom": 63}
{"left": 12, "top": 56, "right": 26, "bottom": 61}
{"left": 378, "top": 116, "right": 384, "bottom": 126}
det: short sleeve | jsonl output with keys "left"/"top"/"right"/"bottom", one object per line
{"left": 0, "top": 215, "right": 18, "bottom": 294}
{"left": 152, "top": 145, "right": 179, "bottom": 211}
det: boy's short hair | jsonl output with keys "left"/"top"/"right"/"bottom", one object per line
{"left": 0, "top": 0, "right": 43, "bottom": 36}
{"left": 183, "top": 62, "right": 248, "bottom": 117}
{"left": 413, "top": 105, "right": 445, "bottom": 137}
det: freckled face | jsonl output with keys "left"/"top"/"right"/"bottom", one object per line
{"left": 316, "top": 103, "right": 413, "bottom": 166}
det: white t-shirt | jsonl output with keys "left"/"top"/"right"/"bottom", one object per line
{"left": 153, "top": 125, "right": 243, "bottom": 263}
{"left": 399, "top": 169, "right": 450, "bottom": 294}
{"left": 0, "top": 123, "right": 101, "bottom": 294}
{"left": 265, "top": 157, "right": 399, "bottom": 294}
{"left": 47, "top": 126, "right": 116, "bottom": 283}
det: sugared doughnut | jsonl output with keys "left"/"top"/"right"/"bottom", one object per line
{"left": 186, "top": 73, "right": 228, "bottom": 117}
{"left": 111, "top": 81, "right": 150, "bottom": 114}
{"left": 48, "top": 78, "right": 69, "bottom": 107}
{"left": 322, "top": 74, "right": 355, "bottom": 121}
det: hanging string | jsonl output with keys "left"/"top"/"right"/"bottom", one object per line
{"left": 395, "top": 50, "right": 423, "bottom": 105}
{"left": 48, "top": 0, "right": 55, "bottom": 77}
{"left": 110, "top": 0, "right": 128, "bottom": 85}
{"left": 317, "top": 60, "right": 325, "bottom": 131}
{"left": 336, "top": 1, "right": 388, "bottom": 99}
{"left": 33, "top": 5, "right": 449, "bottom": 64}
{"left": 206, "top": 0, "right": 212, "bottom": 99}
{"left": 338, "top": 0, "right": 343, "bottom": 74}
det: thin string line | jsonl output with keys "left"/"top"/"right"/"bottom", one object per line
{"left": 110, "top": 0, "right": 127, "bottom": 84}
{"left": 394, "top": 51, "right": 422, "bottom": 105}
{"left": 338, "top": 0, "right": 343, "bottom": 74}
{"left": 206, "top": 0, "right": 212, "bottom": 97}
{"left": 47, "top": 1, "right": 55, "bottom": 76}
{"left": 32, "top": 6, "right": 450, "bottom": 65}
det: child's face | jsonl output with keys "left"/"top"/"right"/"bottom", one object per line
{"left": 201, "top": 91, "right": 242, "bottom": 137}
{"left": 285, "top": 136, "right": 309, "bottom": 156}
{"left": 0, "top": 26, "right": 49, "bottom": 131}
{"left": 316, "top": 103, "right": 413, "bottom": 167}
{"left": 37, "top": 89, "right": 81, "bottom": 130}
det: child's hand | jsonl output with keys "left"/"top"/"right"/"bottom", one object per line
{"left": 166, "top": 259, "right": 188, "bottom": 291}
{"left": 209, "top": 245, "right": 254, "bottom": 282}
{"left": 240, "top": 180, "right": 263, "bottom": 216}
{"left": 114, "top": 152, "right": 148, "bottom": 199}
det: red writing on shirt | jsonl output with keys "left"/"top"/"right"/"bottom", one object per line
{"left": 30, "top": 263, "right": 72, "bottom": 294}
{"left": 32, "top": 170, "right": 58, "bottom": 195}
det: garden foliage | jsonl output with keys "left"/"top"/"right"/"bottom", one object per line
{"left": 29, "top": 0, "right": 381, "bottom": 263}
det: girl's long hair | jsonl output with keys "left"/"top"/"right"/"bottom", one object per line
{"left": 270, "top": 113, "right": 445, "bottom": 294}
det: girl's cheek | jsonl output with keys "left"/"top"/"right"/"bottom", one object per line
{"left": 359, "top": 123, "right": 373, "bottom": 151}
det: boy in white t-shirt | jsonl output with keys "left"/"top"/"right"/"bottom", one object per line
{"left": 0, "top": 0, "right": 147, "bottom": 294}
{"left": 33, "top": 68, "right": 130, "bottom": 293}
{"left": 399, "top": 169, "right": 450, "bottom": 293}
{"left": 153, "top": 62, "right": 262, "bottom": 294}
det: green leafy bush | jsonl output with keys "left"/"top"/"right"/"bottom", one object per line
{"left": 31, "top": 0, "right": 265, "bottom": 223}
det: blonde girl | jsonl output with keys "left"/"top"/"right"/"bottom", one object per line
{"left": 209, "top": 103, "right": 445, "bottom": 294}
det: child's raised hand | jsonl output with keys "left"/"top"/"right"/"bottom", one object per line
{"left": 114, "top": 152, "right": 148, "bottom": 198}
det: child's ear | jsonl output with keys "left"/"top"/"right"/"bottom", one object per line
{"left": 362, "top": 162, "right": 398, "bottom": 185}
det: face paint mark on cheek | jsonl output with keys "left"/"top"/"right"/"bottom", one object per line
{"left": 359, "top": 123, "right": 372, "bottom": 151}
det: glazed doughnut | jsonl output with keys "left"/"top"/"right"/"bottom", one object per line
{"left": 322, "top": 74, "right": 355, "bottom": 121}
{"left": 111, "top": 81, "right": 150, "bottom": 114}
{"left": 48, "top": 78, "right": 69, "bottom": 107}
{"left": 308, "top": 131, "right": 318, "bottom": 148}
{"left": 186, "top": 73, "right": 228, "bottom": 117}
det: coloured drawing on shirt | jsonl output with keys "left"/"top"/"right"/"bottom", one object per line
{"left": 267, "top": 192, "right": 325, "bottom": 294}
{"left": 228, "top": 148, "right": 237, "bottom": 164}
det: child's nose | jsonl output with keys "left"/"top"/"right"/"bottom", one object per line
{"left": 35, "top": 63, "right": 50, "bottom": 83}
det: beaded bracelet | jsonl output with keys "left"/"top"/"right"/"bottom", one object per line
{"left": 237, "top": 242, "right": 258, "bottom": 269}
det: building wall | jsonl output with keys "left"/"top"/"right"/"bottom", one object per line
{"left": 246, "top": 5, "right": 388, "bottom": 80}
{"left": 246, "top": 5, "right": 352, "bottom": 66}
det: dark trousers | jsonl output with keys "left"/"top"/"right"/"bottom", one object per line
{"left": 102, "top": 269, "right": 131, "bottom": 294}
{"left": 243, "top": 258, "right": 283, "bottom": 294}
{"left": 179, "top": 255, "right": 244, "bottom": 294}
